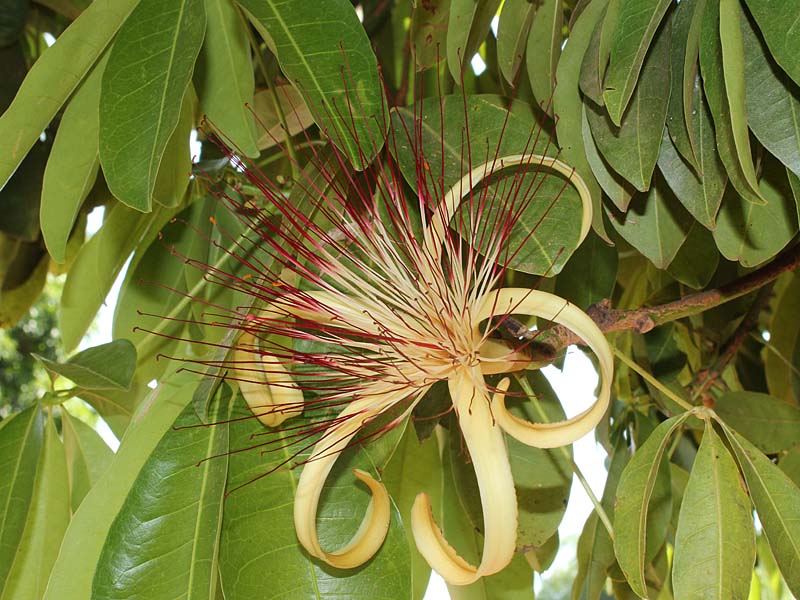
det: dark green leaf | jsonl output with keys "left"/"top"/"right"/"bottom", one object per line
{"left": 410, "top": 0, "right": 450, "bottom": 70}
{"left": 41, "top": 372, "right": 196, "bottom": 600}
{"left": 195, "top": 0, "right": 258, "bottom": 158}
{"left": 93, "top": 387, "right": 232, "bottom": 600}
{"left": 699, "top": 0, "right": 764, "bottom": 205}
{"left": 61, "top": 410, "right": 113, "bottom": 512}
{"left": 0, "top": 239, "right": 49, "bottom": 329}
{"left": 0, "top": 133, "right": 49, "bottom": 243}
{"left": 40, "top": 54, "right": 105, "bottom": 264}
{"left": 578, "top": 9, "right": 606, "bottom": 106}
{"left": 645, "top": 323, "right": 686, "bottom": 381}
{"left": 714, "top": 392, "right": 800, "bottom": 454}
{"left": 721, "top": 428, "right": 800, "bottom": 597}
{"left": 526, "top": 0, "right": 562, "bottom": 115}
{"left": 0, "top": 0, "right": 27, "bottom": 45}
{"left": 0, "top": 0, "right": 138, "bottom": 190}
{"left": 601, "top": 0, "right": 672, "bottom": 125}
{"left": 713, "top": 155, "right": 799, "bottom": 267}
{"left": 553, "top": 0, "right": 609, "bottom": 241}
{"left": 657, "top": 78, "right": 727, "bottom": 229}
{"left": 0, "top": 406, "right": 44, "bottom": 592}
{"left": 238, "top": 0, "right": 387, "bottom": 170}
{"left": 35, "top": 339, "right": 136, "bottom": 391}
{"left": 497, "top": 0, "right": 535, "bottom": 84}
{"left": 743, "top": 0, "right": 800, "bottom": 89}
{"left": 608, "top": 172, "right": 694, "bottom": 269}
{"left": 555, "top": 230, "right": 618, "bottom": 310}
{"left": 614, "top": 414, "right": 686, "bottom": 598}
{"left": 666, "top": 221, "right": 719, "bottom": 289}
{"left": 764, "top": 273, "right": 800, "bottom": 404}
{"left": 673, "top": 423, "right": 755, "bottom": 599}
{"left": 587, "top": 15, "right": 670, "bottom": 192}
{"left": 742, "top": 11, "right": 800, "bottom": 179}
{"left": 1, "top": 414, "right": 70, "bottom": 600}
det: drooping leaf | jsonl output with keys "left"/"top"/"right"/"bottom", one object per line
{"left": 714, "top": 392, "right": 800, "bottom": 454}
{"left": 99, "top": 0, "right": 206, "bottom": 212}
{"left": 699, "top": 0, "right": 764, "bottom": 205}
{"left": 764, "top": 273, "right": 800, "bottom": 404}
{"left": 721, "top": 427, "right": 800, "bottom": 597}
{"left": 446, "top": 0, "right": 501, "bottom": 83}
{"left": 238, "top": 0, "right": 387, "bottom": 170}
{"left": 657, "top": 77, "right": 727, "bottom": 229}
{"left": 581, "top": 103, "right": 634, "bottom": 212}
{"left": 61, "top": 410, "right": 113, "bottom": 513}
{"left": 0, "top": 406, "right": 44, "bottom": 592}
{"left": 41, "top": 372, "right": 196, "bottom": 600}
{"left": 586, "top": 14, "right": 670, "bottom": 192}
{"left": 742, "top": 10, "right": 800, "bottom": 179}
{"left": 497, "top": 0, "right": 535, "bottom": 84}
{"left": 601, "top": 0, "right": 672, "bottom": 125}
{"left": 666, "top": 221, "right": 719, "bottom": 289}
{"left": 578, "top": 8, "right": 608, "bottom": 106}
{"left": 0, "top": 0, "right": 139, "bottom": 190}
{"left": 608, "top": 171, "right": 694, "bottom": 269}
{"left": 713, "top": 155, "right": 799, "bottom": 267}
{"left": 0, "top": 414, "right": 70, "bottom": 600}
{"left": 391, "top": 95, "right": 583, "bottom": 275}
{"left": 672, "top": 423, "right": 755, "bottom": 599}
{"left": 410, "top": 0, "right": 450, "bottom": 70}
{"left": 526, "top": 0, "right": 562, "bottom": 115}
{"left": 743, "top": 0, "right": 800, "bottom": 89}
{"left": 40, "top": 54, "right": 106, "bottom": 264}
{"left": 92, "top": 386, "right": 232, "bottom": 600}
{"left": 34, "top": 339, "right": 136, "bottom": 391}
{"left": 553, "top": 0, "right": 609, "bottom": 241}
{"left": 614, "top": 414, "right": 687, "bottom": 598}
{"left": 195, "top": 0, "right": 259, "bottom": 158}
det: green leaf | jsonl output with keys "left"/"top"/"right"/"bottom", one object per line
{"left": 410, "top": 0, "right": 450, "bottom": 70}
{"left": 61, "top": 410, "right": 113, "bottom": 513}
{"left": 497, "top": 0, "right": 535, "bottom": 85}
{"left": 764, "top": 273, "right": 800, "bottom": 404}
{"left": 446, "top": 0, "right": 501, "bottom": 83}
{"left": 713, "top": 155, "right": 799, "bottom": 267}
{"left": 714, "top": 392, "right": 800, "bottom": 454}
{"left": 0, "top": 241, "right": 49, "bottom": 329}
{"left": 218, "top": 396, "right": 411, "bottom": 600}
{"left": 40, "top": 54, "right": 105, "bottom": 264}
{"left": 673, "top": 423, "right": 755, "bottom": 600}
{"left": 75, "top": 377, "right": 151, "bottom": 440}
{"left": 0, "top": 0, "right": 139, "bottom": 190}
{"left": 665, "top": 0, "right": 704, "bottom": 170}
{"left": 657, "top": 77, "right": 727, "bottom": 229}
{"left": 35, "top": 339, "right": 136, "bottom": 391}
{"left": 59, "top": 203, "right": 165, "bottom": 352}
{"left": 553, "top": 0, "right": 609, "bottom": 241}
{"left": 608, "top": 172, "right": 694, "bottom": 269}
{"left": 699, "top": 0, "right": 764, "bottom": 205}
{"left": 556, "top": 230, "right": 618, "bottom": 310}
{"left": 152, "top": 87, "right": 195, "bottom": 208}
{"left": 581, "top": 103, "right": 634, "bottom": 212}
{"left": 1, "top": 414, "right": 70, "bottom": 600}
{"left": 0, "top": 406, "right": 44, "bottom": 592}
{"left": 383, "top": 424, "right": 442, "bottom": 600}
{"left": 601, "top": 0, "right": 672, "bottom": 125}
{"left": 586, "top": 14, "right": 670, "bottom": 192}
{"left": 99, "top": 0, "right": 206, "bottom": 212}
{"left": 742, "top": 11, "right": 800, "bottom": 179}
{"left": 251, "top": 86, "right": 315, "bottom": 151}
{"left": 579, "top": 7, "right": 608, "bottom": 106}
{"left": 238, "top": 0, "right": 387, "bottom": 170}
{"left": 195, "top": 0, "right": 258, "bottom": 158}
{"left": 614, "top": 414, "right": 687, "bottom": 598}
{"left": 526, "top": 0, "right": 562, "bottom": 115}
{"left": 779, "top": 446, "right": 800, "bottom": 489}
{"left": 42, "top": 372, "right": 196, "bottom": 600}
{"left": 743, "top": 0, "right": 800, "bottom": 89}
{"left": 390, "top": 95, "right": 584, "bottom": 275}
{"left": 93, "top": 386, "right": 232, "bottom": 600}
{"left": 721, "top": 428, "right": 800, "bottom": 597}
{"left": 666, "top": 221, "right": 719, "bottom": 289}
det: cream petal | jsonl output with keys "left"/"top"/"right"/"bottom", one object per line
{"left": 476, "top": 288, "right": 613, "bottom": 448}
{"left": 411, "top": 369, "right": 518, "bottom": 585}
{"left": 294, "top": 399, "right": 392, "bottom": 569}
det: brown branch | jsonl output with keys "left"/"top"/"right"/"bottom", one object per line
{"left": 519, "top": 242, "right": 800, "bottom": 358}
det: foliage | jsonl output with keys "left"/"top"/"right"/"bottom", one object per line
{"left": 1, "top": 0, "right": 800, "bottom": 599}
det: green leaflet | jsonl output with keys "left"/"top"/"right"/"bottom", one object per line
{"left": 34, "top": 339, "right": 136, "bottom": 392}
{"left": 496, "top": 0, "right": 535, "bottom": 84}
{"left": 526, "top": 0, "right": 561, "bottom": 115}
{"left": 743, "top": 0, "right": 800, "bottom": 89}
{"left": 764, "top": 273, "right": 800, "bottom": 404}
{"left": 714, "top": 392, "right": 800, "bottom": 454}
{"left": 61, "top": 410, "right": 113, "bottom": 512}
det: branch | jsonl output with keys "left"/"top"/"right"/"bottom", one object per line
{"left": 521, "top": 242, "right": 800, "bottom": 357}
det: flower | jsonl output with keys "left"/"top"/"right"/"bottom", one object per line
{"left": 206, "top": 99, "right": 613, "bottom": 585}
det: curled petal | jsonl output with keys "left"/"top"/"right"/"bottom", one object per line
{"left": 294, "top": 400, "right": 391, "bottom": 569}
{"left": 424, "top": 154, "right": 593, "bottom": 258}
{"left": 477, "top": 288, "right": 613, "bottom": 448}
{"left": 234, "top": 332, "right": 303, "bottom": 427}
{"left": 411, "top": 370, "right": 517, "bottom": 585}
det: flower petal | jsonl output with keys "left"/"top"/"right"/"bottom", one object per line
{"left": 411, "top": 369, "right": 517, "bottom": 585}
{"left": 234, "top": 332, "right": 303, "bottom": 427}
{"left": 477, "top": 288, "right": 613, "bottom": 448}
{"left": 294, "top": 399, "right": 392, "bottom": 569}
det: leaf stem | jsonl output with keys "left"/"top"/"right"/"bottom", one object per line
{"left": 613, "top": 348, "right": 694, "bottom": 412}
